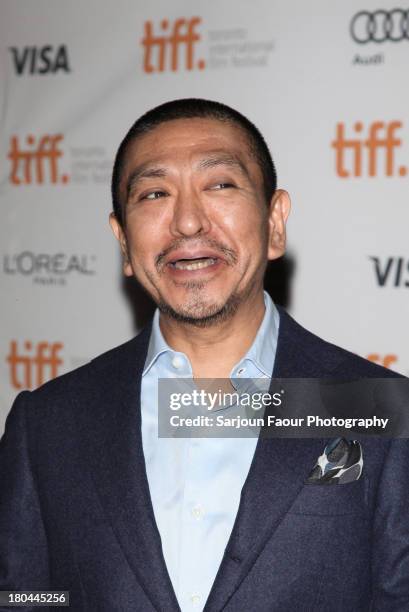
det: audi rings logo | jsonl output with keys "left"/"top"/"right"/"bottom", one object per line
{"left": 350, "top": 9, "right": 409, "bottom": 43}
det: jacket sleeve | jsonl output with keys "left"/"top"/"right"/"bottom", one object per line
{"left": 0, "top": 391, "right": 50, "bottom": 608}
{"left": 371, "top": 439, "right": 409, "bottom": 610}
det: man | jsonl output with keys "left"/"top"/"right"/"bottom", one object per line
{"left": 1, "top": 99, "right": 408, "bottom": 611}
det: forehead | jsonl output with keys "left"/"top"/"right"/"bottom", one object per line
{"left": 123, "top": 117, "right": 256, "bottom": 172}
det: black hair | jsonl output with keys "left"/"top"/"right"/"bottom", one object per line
{"left": 111, "top": 98, "right": 277, "bottom": 226}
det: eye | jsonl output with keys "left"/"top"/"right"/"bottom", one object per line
{"left": 140, "top": 190, "right": 168, "bottom": 201}
{"left": 209, "top": 182, "right": 235, "bottom": 191}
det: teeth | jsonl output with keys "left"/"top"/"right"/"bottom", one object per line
{"left": 173, "top": 258, "right": 216, "bottom": 271}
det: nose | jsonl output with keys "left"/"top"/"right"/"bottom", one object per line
{"left": 169, "top": 186, "right": 211, "bottom": 237}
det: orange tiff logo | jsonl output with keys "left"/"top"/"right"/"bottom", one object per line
{"left": 8, "top": 134, "right": 69, "bottom": 185}
{"left": 367, "top": 353, "right": 398, "bottom": 369}
{"left": 7, "top": 340, "right": 63, "bottom": 389}
{"left": 142, "top": 17, "right": 205, "bottom": 73}
{"left": 331, "top": 121, "right": 407, "bottom": 178}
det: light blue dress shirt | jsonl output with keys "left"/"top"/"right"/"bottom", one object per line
{"left": 141, "top": 291, "right": 279, "bottom": 611}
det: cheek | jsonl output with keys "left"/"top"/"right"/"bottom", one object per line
{"left": 217, "top": 203, "right": 267, "bottom": 249}
{"left": 125, "top": 231, "right": 157, "bottom": 271}
{"left": 125, "top": 212, "right": 166, "bottom": 260}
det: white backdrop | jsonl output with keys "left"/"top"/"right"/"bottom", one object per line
{"left": 1, "top": 0, "right": 408, "bottom": 433}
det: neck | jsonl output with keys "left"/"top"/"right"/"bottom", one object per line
{"left": 159, "top": 291, "right": 266, "bottom": 378}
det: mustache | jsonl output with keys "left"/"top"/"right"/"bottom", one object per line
{"left": 155, "top": 238, "right": 238, "bottom": 269}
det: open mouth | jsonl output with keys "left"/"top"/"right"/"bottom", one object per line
{"left": 169, "top": 257, "right": 218, "bottom": 271}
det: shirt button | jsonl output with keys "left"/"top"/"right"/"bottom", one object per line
{"left": 237, "top": 367, "right": 246, "bottom": 376}
{"left": 190, "top": 594, "right": 201, "bottom": 606}
{"left": 191, "top": 504, "right": 204, "bottom": 520}
{"left": 171, "top": 355, "right": 184, "bottom": 369}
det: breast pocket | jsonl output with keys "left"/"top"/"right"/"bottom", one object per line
{"left": 288, "top": 477, "right": 368, "bottom": 516}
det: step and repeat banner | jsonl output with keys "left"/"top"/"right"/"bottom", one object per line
{"left": 1, "top": 0, "right": 408, "bottom": 432}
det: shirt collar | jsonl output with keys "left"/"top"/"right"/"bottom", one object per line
{"left": 143, "top": 291, "right": 279, "bottom": 379}
{"left": 142, "top": 308, "right": 171, "bottom": 376}
{"left": 230, "top": 291, "right": 279, "bottom": 378}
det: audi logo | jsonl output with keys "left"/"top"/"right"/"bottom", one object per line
{"left": 350, "top": 9, "right": 409, "bottom": 43}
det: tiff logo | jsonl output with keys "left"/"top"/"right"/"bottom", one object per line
{"left": 8, "top": 135, "right": 69, "bottom": 185}
{"left": 370, "top": 256, "right": 409, "bottom": 287}
{"left": 331, "top": 121, "right": 407, "bottom": 178}
{"left": 142, "top": 17, "right": 205, "bottom": 73}
{"left": 7, "top": 340, "right": 63, "bottom": 389}
{"left": 367, "top": 353, "right": 398, "bottom": 369}
{"left": 9, "top": 45, "right": 70, "bottom": 75}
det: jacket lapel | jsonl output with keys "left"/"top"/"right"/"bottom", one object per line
{"left": 78, "top": 324, "right": 180, "bottom": 612}
{"left": 204, "top": 308, "right": 335, "bottom": 612}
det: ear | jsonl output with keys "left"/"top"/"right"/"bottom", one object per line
{"left": 267, "top": 189, "right": 291, "bottom": 261}
{"left": 109, "top": 212, "right": 133, "bottom": 276}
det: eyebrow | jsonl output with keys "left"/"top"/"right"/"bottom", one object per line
{"left": 126, "top": 165, "right": 168, "bottom": 200}
{"left": 196, "top": 153, "right": 250, "bottom": 179}
{"left": 125, "top": 152, "right": 250, "bottom": 201}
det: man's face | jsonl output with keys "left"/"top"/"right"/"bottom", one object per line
{"left": 110, "top": 117, "right": 289, "bottom": 324}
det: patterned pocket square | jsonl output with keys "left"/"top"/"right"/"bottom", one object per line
{"left": 306, "top": 437, "right": 363, "bottom": 485}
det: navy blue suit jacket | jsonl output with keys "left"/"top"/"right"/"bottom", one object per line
{"left": 1, "top": 308, "right": 409, "bottom": 611}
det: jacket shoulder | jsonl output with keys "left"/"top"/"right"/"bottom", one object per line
{"left": 24, "top": 322, "right": 152, "bottom": 406}
{"left": 276, "top": 306, "right": 401, "bottom": 378}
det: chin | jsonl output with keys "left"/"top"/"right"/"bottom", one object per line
{"left": 157, "top": 292, "right": 242, "bottom": 328}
